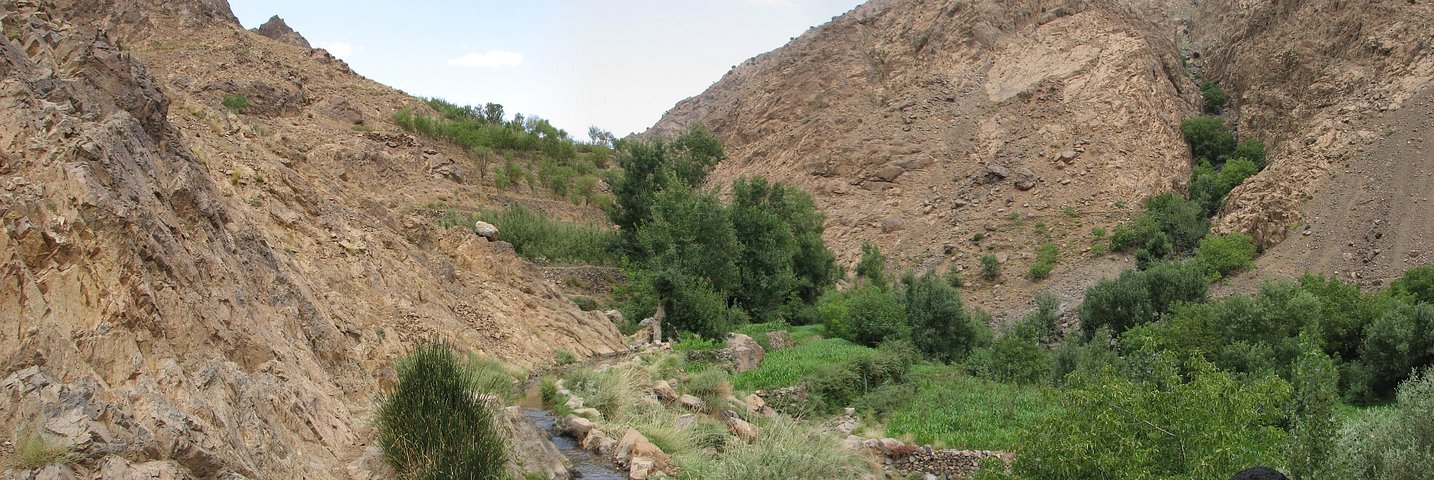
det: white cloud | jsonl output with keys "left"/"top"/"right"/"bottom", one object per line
{"left": 447, "top": 50, "right": 525, "bottom": 68}
{"left": 324, "top": 41, "right": 354, "bottom": 58}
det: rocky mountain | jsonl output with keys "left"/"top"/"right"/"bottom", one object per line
{"left": 0, "top": 0, "right": 622, "bottom": 477}
{"left": 251, "top": 15, "right": 310, "bottom": 49}
{"left": 651, "top": 0, "right": 1434, "bottom": 308}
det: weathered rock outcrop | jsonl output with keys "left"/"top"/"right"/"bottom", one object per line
{"left": 0, "top": 0, "right": 623, "bottom": 477}
{"left": 251, "top": 15, "right": 311, "bottom": 49}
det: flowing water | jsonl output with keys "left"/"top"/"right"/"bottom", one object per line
{"left": 519, "top": 381, "right": 626, "bottom": 479}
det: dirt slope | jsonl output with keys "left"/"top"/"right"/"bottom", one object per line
{"left": 0, "top": 0, "right": 622, "bottom": 477}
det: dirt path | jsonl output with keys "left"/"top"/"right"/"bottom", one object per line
{"left": 1222, "top": 86, "right": 1434, "bottom": 293}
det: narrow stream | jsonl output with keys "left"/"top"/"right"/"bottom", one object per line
{"left": 519, "top": 382, "right": 626, "bottom": 479}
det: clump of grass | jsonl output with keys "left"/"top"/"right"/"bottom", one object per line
{"left": 375, "top": 342, "right": 508, "bottom": 479}
{"left": 678, "top": 416, "right": 869, "bottom": 480}
{"left": 222, "top": 93, "right": 249, "bottom": 113}
{"left": 732, "top": 338, "right": 874, "bottom": 391}
{"left": 553, "top": 349, "right": 577, "bottom": 366}
{"left": 14, "top": 429, "right": 71, "bottom": 469}
{"left": 1029, "top": 243, "right": 1060, "bottom": 280}
{"left": 684, "top": 368, "right": 732, "bottom": 412}
{"left": 564, "top": 365, "right": 649, "bottom": 420}
{"left": 672, "top": 332, "right": 724, "bottom": 352}
{"left": 438, "top": 205, "right": 618, "bottom": 265}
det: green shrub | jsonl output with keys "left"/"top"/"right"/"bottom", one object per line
{"left": 672, "top": 332, "right": 723, "bottom": 352}
{"left": 1200, "top": 81, "right": 1228, "bottom": 114}
{"left": 1234, "top": 140, "right": 1268, "bottom": 169}
{"left": 1334, "top": 369, "right": 1434, "bottom": 479}
{"left": 1050, "top": 326, "right": 1121, "bottom": 387}
{"left": 1021, "top": 292, "right": 1062, "bottom": 344}
{"left": 553, "top": 349, "right": 577, "bottom": 366}
{"left": 1017, "top": 358, "right": 1290, "bottom": 479}
{"left": 375, "top": 342, "right": 508, "bottom": 480}
{"left": 437, "top": 205, "right": 618, "bottom": 265}
{"left": 840, "top": 285, "right": 908, "bottom": 347}
{"left": 1390, "top": 264, "right": 1434, "bottom": 305}
{"left": 1080, "top": 261, "right": 1208, "bottom": 338}
{"left": 1196, "top": 232, "right": 1257, "bottom": 277}
{"left": 1218, "top": 157, "right": 1260, "bottom": 192}
{"left": 1028, "top": 261, "right": 1054, "bottom": 280}
{"left": 971, "top": 325, "right": 1052, "bottom": 385}
{"left": 856, "top": 241, "right": 887, "bottom": 288}
{"left": 1287, "top": 337, "right": 1340, "bottom": 480}
{"left": 222, "top": 93, "right": 250, "bottom": 113}
{"left": 980, "top": 254, "right": 1001, "bottom": 281}
{"left": 1348, "top": 303, "right": 1434, "bottom": 402}
{"left": 1180, "top": 116, "right": 1236, "bottom": 163}
{"left": 903, "top": 272, "right": 982, "bottom": 362}
{"left": 805, "top": 341, "right": 915, "bottom": 413}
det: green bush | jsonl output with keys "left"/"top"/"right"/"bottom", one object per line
{"left": 1196, "top": 232, "right": 1257, "bottom": 277}
{"left": 1348, "top": 303, "right": 1434, "bottom": 402}
{"left": 1017, "top": 358, "right": 1290, "bottom": 479}
{"left": 1334, "top": 369, "right": 1434, "bottom": 479}
{"left": 839, "top": 285, "right": 909, "bottom": 347}
{"left": 1200, "top": 81, "right": 1228, "bottom": 114}
{"left": 222, "top": 93, "right": 250, "bottom": 113}
{"left": 680, "top": 417, "right": 867, "bottom": 480}
{"left": 1180, "top": 116, "right": 1236, "bottom": 163}
{"left": 903, "top": 272, "right": 982, "bottom": 362}
{"left": 980, "top": 254, "right": 1001, "bottom": 281}
{"left": 804, "top": 340, "right": 915, "bottom": 413}
{"left": 1390, "top": 264, "right": 1434, "bottom": 305}
{"left": 1080, "top": 261, "right": 1208, "bottom": 338}
{"left": 375, "top": 342, "right": 507, "bottom": 480}
{"left": 970, "top": 325, "right": 1052, "bottom": 385}
{"left": 855, "top": 241, "right": 887, "bottom": 288}
{"left": 1287, "top": 337, "right": 1340, "bottom": 480}
{"left": 1109, "top": 193, "right": 1208, "bottom": 257}
{"left": 672, "top": 332, "right": 723, "bottom": 352}
{"left": 1234, "top": 140, "right": 1268, "bottom": 169}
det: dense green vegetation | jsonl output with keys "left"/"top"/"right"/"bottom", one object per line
{"left": 375, "top": 342, "right": 509, "bottom": 479}
{"left": 395, "top": 98, "right": 613, "bottom": 206}
{"left": 438, "top": 205, "right": 619, "bottom": 265}
{"left": 609, "top": 126, "right": 839, "bottom": 338}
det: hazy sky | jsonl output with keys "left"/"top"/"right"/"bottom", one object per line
{"left": 229, "top": 1, "right": 864, "bottom": 140}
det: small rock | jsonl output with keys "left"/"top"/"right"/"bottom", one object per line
{"left": 653, "top": 380, "right": 679, "bottom": 403}
{"left": 573, "top": 408, "right": 603, "bottom": 420}
{"left": 873, "top": 166, "right": 905, "bottom": 182}
{"left": 678, "top": 394, "right": 706, "bottom": 411}
{"left": 473, "top": 221, "right": 499, "bottom": 241}
{"left": 882, "top": 218, "right": 905, "bottom": 233}
{"left": 560, "top": 415, "right": 595, "bottom": 439}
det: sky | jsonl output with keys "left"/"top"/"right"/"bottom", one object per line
{"left": 229, "top": 0, "right": 865, "bottom": 140}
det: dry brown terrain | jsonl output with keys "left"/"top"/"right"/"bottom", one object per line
{"left": 0, "top": 1, "right": 622, "bottom": 477}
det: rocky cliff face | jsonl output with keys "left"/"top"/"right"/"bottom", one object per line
{"left": 0, "top": 0, "right": 623, "bottom": 477}
{"left": 652, "top": 0, "right": 1197, "bottom": 312}
{"left": 653, "top": 0, "right": 1434, "bottom": 300}
{"left": 251, "top": 15, "right": 310, "bottom": 50}
{"left": 1191, "top": 0, "right": 1434, "bottom": 286}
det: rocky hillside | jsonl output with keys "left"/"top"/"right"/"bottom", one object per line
{"left": 652, "top": 0, "right": 1434, "bottom": 308}
{"left": 651, "top": 0, "right": 1197, "bottom": 313}
{"left": 0, "top": 0, "right": 623, "bottom": 477}
{"left": 1193, "top": 0, "right": 1434, "bottom": 287}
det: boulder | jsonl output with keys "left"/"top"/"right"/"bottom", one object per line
{"left": 872, "top": 165, "right": 905, "bottom": 182}
{"left": 580, "top": 429, "right": 616, "bottom": 456}
{"left": 722, "top": 411, "right": 758, "bottom": 444}
{"left": 573, "top": 407, "right": 603, "bottom": 420}
{"left": 629, "top": 457, "right": 655, "bottom": 480}
{"left": 581, "top": 429, "right": 618, "bottom": 456}
{"left": 718, "top": 333, "right": 765, "bottom": 372}
{"left": 559, "top": 415, "right": 594, "bottom": 439}
{"left": 743, "top": 393, "right": 774, "bottom": 416}
{"left": 652, "top": 380, "right": 679, "bottom": 403}
{"left": 1013, "top": 167, "right": 1038, "bottom": 190}
{"left": 473, "top": 221, "right": 499, "bottom": 241}
{"left": 882, "top": 218, "right": 905, "bottom": 233}
{"left": 678, "top": 394, "right": 706, "bottom": 411}
{"left": 985, "top": 164, "right": 1010, "bottom": 181}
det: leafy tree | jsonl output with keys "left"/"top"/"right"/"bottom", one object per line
{"left": 1349, "top": 303, "right": 1434, "bottom": 402}
{"left": 1390, "top": 265, "right": 1434, "bottom": 305}
{"left": 637, "top": 186, "right": 742, "bottom": 338}
{"left": 1080, "top": 269, "right": 1154, "bottom": 338}
{"left": 1180, "top": 116, "right": 1237, "bottom": 163}
{"left": 973, "top": 324, "right": 1052, "bottom": 385}
{"left": 606, "top": 125, "right": 724, "bottom": 253}
{"left": 856, "top": 241, "right": 887, "bottom": 288}
{"left": 1233, "top": 140, "right": 1268, "bottom": 169}
{"left": 902, "top": 272, "right": 980, "bottom": 362}
{"left": 1334, "top": 368, "right": 1434, "bottom": 479}
{"left": 1287, "top": 336, "right": 1339, "bottom": 480}
{"left": 1018, "top": 357, "right": 1290, "bottom": 479}
{"left": 729, "top": 177, "right": 800, "bottom": 320}
{"left": 1218, "top": 157, "right": 1260, "bottom": 192}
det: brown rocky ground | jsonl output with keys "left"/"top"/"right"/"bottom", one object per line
{"left": 0, "top": 0, "right": 622, "bottom": 477}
